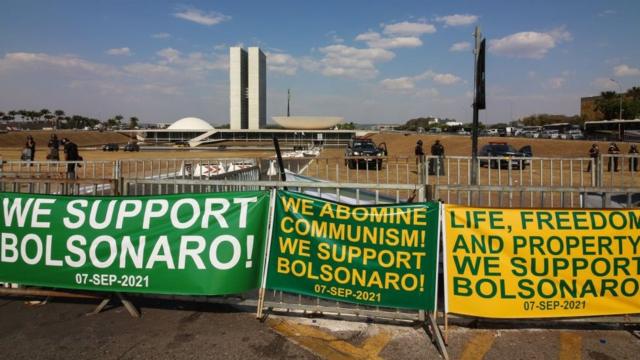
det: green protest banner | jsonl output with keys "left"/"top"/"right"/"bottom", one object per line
{"left": 265, "top": 191, "right": 440, "bottom": 310}
{"left": 0, "top": 191, "right": 270, "bottom": 295}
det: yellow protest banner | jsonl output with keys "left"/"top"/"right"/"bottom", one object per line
{"left": 444, "top": 204, "right": 640, "bottom": 318}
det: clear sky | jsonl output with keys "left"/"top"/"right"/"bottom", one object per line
{"left": 1, "top": 0, "right": 639, "bottom": 125}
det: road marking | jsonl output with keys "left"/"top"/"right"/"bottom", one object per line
{"left": 268, "top": 318, "right": 392, "bottom": 360}
{"left": 459, "top": 331, "right": 496, "bottom": 360}
{"left": 559, "top": 332, "right": 582, "bottom": 360}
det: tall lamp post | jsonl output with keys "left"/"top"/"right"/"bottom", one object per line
{"left": 610, "top": 78, "right": 623, "bottom": 120}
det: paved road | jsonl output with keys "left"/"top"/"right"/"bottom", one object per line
{"left": 0, "top": 297, "right": 317, "bottom": 360}
{"left": 1, "top": 296, "right": 639, "bottom": 359}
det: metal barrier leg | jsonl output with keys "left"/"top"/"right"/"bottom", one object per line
{"left": 88, "top": 298, "right": 111, "bottom": 316}
{"left": 87, "top": 293, "right": 140, "bottom": 318}
{"left": 427, "top": 312, "right": 449, "bottom": 360}
{"left": 118, "top": 293, "right": 141, "bottom": 318}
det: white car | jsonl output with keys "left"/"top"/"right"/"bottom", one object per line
{"left": 540, "top": 130, "right": 559, "bottom": 139}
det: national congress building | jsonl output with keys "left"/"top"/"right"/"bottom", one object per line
{"left": 230, "top": 47, "right": 266, "bottom": 130}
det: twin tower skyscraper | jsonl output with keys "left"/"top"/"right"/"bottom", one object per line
{"left": 229, "top": 47, "right": 266, "bottom": 130}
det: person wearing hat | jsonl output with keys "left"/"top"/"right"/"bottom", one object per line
{"left": 47, "top": 133, "right": 60, "bottom": 161}
{"left": 25, "top": 135, "right": 36, "bottom": 165}
{"left": 587, "top": 143, "right": 599, "bottom": 172}
{"left": 415, "top": 139, "right": 424, "bottom": 156}
{"left": 607, "top": 142, "right": 620, "bottom": 172}
{"left": 630, "top": 144, "right": 639, "bottom": 172}
{"left": 414, "top": 139, "right": 425, "bottom": 170}
{"left": 61, "top": 138, "right": 81, "bottom": 179}
{"left": 430, "top": 139, "right": 445, "bottom": 175}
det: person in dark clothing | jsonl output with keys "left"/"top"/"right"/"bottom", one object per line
{"left": 415, "top": 140, "right": 424, "bottom": 156}
{"left": 587, "top": 144, "right": 599, "bottom": 172}
{"left": 630, "top": 144, "right": 639, "bottom": 172}
{"left": 47, "top": 134, "right": 60, "bottom": 161}
{"left": 61, "top": 138, "right": 81, "bottom": 179}
{"left": 608, "top": 142, "right": 620, "bottom": 172}
{"left": 26, "top": 135, "right": 36, "bottom": 164}
{"left": 430, "top": 139, "right": 445, "bottom": 175}
{"left": 415, "top": 139, "right": 424, "bottom": 163}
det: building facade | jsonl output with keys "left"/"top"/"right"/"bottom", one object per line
{"left": 248, "top": 47, "right": 266, "bottom": 129}
{"left": 580, "top": 96, "right": 602, "bottom": 121}
{"left": 229, "top": 47, "right": 265, "bottom": 130}
{"left": 229, "top": 47, "right": 248, "bottom": 130}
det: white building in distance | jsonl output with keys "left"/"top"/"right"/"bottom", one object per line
{"left": 229, "top": 47, "right": 247, "bottom": 130}
{"left": 230, "top": 47, "right": 266, "bottom": 130}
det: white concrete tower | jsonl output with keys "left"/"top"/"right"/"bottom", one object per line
{"left": 248, "top": 47, "right": 266, "bottom": 130}
{"left": 229, "top": 47, "right": 248, "bottom": 130}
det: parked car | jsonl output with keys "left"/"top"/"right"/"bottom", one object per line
{"left": 564, "top": 129, "right": 585, "bottom": 140}
{"left": 102, "top": 143, "right": 119, "bottom": 151}
{"left": 479, "top": 142, "right": 532, "bottom": 169}
{"left": 540, "top": 129, "right": 560, "bottom": 139}
{"left": 123, "top": 142, "right": 140, "bottom": 152}
{"left": 481, "top": 129, "right": 499, "bottom": 136}
{"left": 344, "top": 137, "right": 387, "bottom": 170}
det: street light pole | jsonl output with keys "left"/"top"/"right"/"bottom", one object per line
{"left": 610, "top": 78, "right": 623, "bottom": 120}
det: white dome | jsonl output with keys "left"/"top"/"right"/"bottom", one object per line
{"left": 272, "top": 116, "right": 343, "bottom": 130}
{"left": 168, "top": 117, "right": 213, "bottom": 130}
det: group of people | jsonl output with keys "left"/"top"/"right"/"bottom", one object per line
{"left": 21, "top": 134, "right": 82, "bottom": 178}
{"left": 415, "top": 139, "right": 445, "bottom": 175}
{"left": 588, "top": 142, "right": 638, "bottom": 172}
{"left": 414, "top": 139, "right": 638, "bottom": 174}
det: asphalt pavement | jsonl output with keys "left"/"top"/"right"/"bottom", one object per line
{"left": 1, "top": 296, "right": 639, "bottom": 359}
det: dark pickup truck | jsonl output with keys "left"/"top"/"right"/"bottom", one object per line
{"left": 479, "top": 142, "right": 532, "bottom": 169}
{"left": 344, "top": 137, "right": 387, "bottom": 170}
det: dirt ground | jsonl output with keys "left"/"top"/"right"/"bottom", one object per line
{"left": 0, "top": 130, "right": 132, "bottom": 148}
{"left": 368, "top": 132, "right": 638, "bottom": 158}
{"left": 2, "top": 131, "right": 638, "bottom": 197}
{"left": 0, "top": 148, "right": 276, "bottom": 162}
{"left": 3, "top": 130, "right": 638, "bottom": 160}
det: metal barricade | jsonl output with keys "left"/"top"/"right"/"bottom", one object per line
{"left": 0, "top": 159, "right": 117, "bottom": 195}
{"left": 2, "top": 155, "right": 638, "bottom": 322}
{"left": 117, "top": 178, "right": 428, "bottom": 321}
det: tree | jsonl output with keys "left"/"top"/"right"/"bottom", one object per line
{"left": 128, "top": 116, "right": 139, "bottom": 129}
{"left": 336, "top": 122, "right": 356, "bottom": 130}
{"left": 54, "top": 109, "right": 65, "bottom": 129}
{"left": 488, "top": 122, "right": 509, "bottom": 129}
{"left": 2, "top": 114, "right": 14, "bottom": 123}
{"left": 398, "top": 117, "right": 441, "bottom": 131}
{"left": 39, "top": 108, "right": 50, "bottom": 122}
{"left": 16, "top": 109, "right": 26, "bottom": 122}
{"left": 44, "top": 114, "right": 55, "bottom": 126}
{"left": 595, "top": 91, "right": 622, "bottom": 120}
{"left": 628, "top": 87, "right": 640, "bottom": 101}
{"left": 520, "top": 113, "right": 583, "bottom": 126}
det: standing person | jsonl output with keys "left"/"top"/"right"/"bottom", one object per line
{"left": 47, "top": 134, "right": 60, "bottom": 161}
{"left": 414, "top": 139, "right": 425, "bottom": 181}
{"left": 587, "top": 144, "right": 599, "bottom": 172}
{"left": 431, "top": 139, "right": 445, "bottom": 175}
{"left": 629, "top": 144, "right": 639, "bottom": 172}
{"left": 20, "top": 143, "right": 32, "bottom": 162}
{"left": 26, "top": 135, "right": 36, "bottom": 164}
{"left": 61, "top": 138, "right": 81, "bottom": 179}
{"left": 608, "top": 142, "right": 620, "bottom": 172}
{"left": 414, "top": 139, "right": 424, "bottom": 162}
